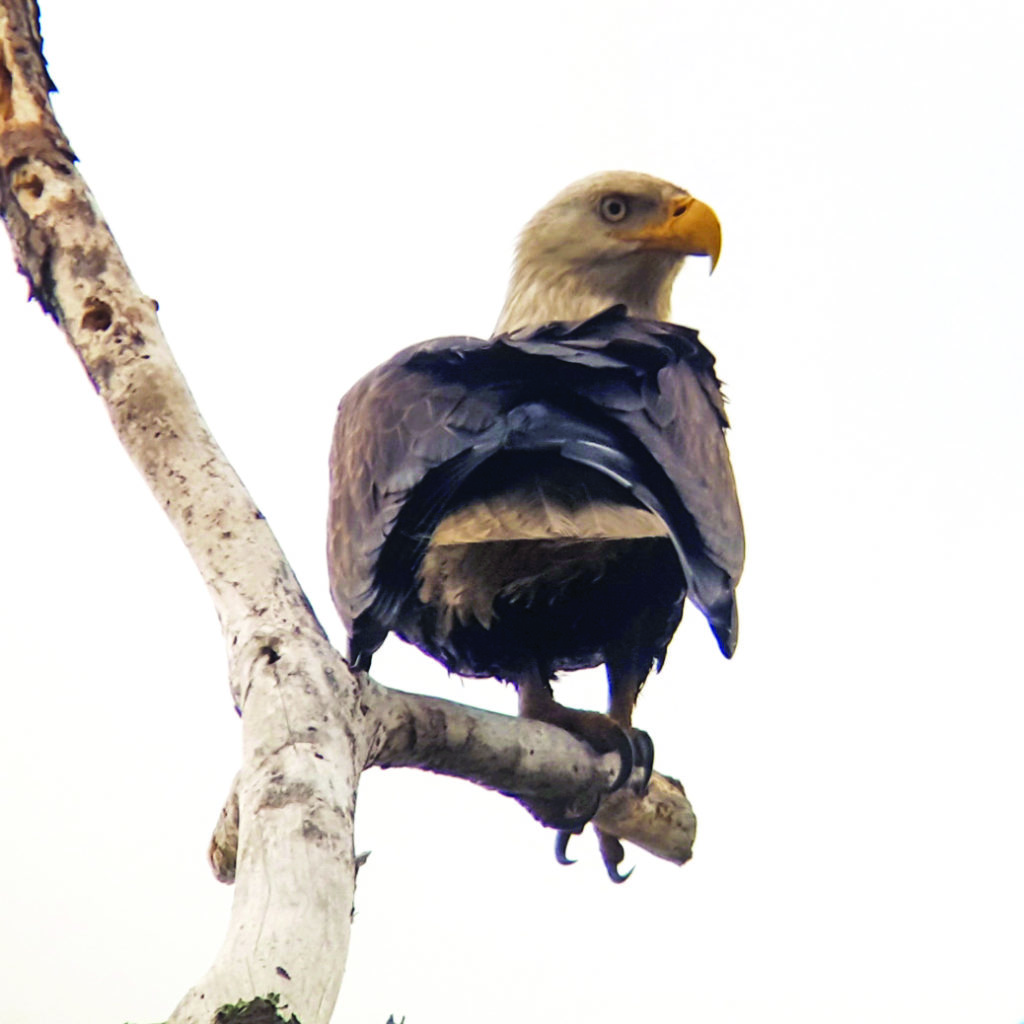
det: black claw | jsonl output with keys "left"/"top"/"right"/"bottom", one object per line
{"left": 630, "top": 729, "right": 655, "bottom": 793}
{"left": 606, "top": 727, "right": 635, "bottom": 793}
{"left": 555, "top": 830, "right": 577, "bottom": 865}
{"left": 597, "top": 830, "right": 633, "bottom": 884}
{"left": 607, "top": 861, "right": 634, "bottom": 884}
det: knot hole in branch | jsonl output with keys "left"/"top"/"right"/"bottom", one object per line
{"left": 80, "top": 298, "right": 112, "bottom": 332}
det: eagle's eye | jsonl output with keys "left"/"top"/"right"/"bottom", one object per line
{"left": 598, "top": 195, "right": 630, "bottom": 223}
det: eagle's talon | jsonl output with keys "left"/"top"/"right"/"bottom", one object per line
{"left": 607, "top": 861, "right": 634, "bottom": 884}
{"left": 555, "top": 829, "right": 576, "bottom": 865}
{"left": 597, "top": 829, "right": 633, "bottom": 884}
{"left": 629, "top": 728, "right": 655, "bottom": 793}
{"left": 606, "top": 726, "right": 635, "bottom": 793}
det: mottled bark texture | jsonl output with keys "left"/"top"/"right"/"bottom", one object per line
{"left": 1, "top": 4, "right": 694, "bottom": 1022}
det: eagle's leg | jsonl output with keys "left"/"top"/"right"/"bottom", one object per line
{"left": 513, "top": 660, "right": 638, "bottom": 836}
{"left": 516, "top": 663, "right": 636, "bottom": 794}
{"left": 514, "top": 656, "right": 641, "bottom": 873}
{"left": 606, "top": 658, "right": 655, "bottom": 793}
{"left": 510, "top": 690, "right": 596, "bottom": 829}
{"left": 594, "top": 659, "right": 655, "bottom": 883}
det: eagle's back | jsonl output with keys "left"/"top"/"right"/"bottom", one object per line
{"left": 328, "top": 306, "right": 744, "bottom": 672}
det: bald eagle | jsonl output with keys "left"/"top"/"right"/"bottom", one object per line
{"left": 329, "top": 172, "right": 743, "bottom": 880}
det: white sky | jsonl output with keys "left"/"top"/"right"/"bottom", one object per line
{"left": 1, "top": 1, "right": 1022, "bottom": 1021}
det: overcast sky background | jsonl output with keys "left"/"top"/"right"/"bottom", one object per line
{"left": 1, "top": 1, "right": 1022, "bottom": 1022}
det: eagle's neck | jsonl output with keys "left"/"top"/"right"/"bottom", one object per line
{"left": 493, "top": 250, "right": 683, "bottom": 335}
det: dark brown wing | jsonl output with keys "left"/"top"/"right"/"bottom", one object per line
{"left": 327, "top": 335, "right": 503, "bottom": 661}
{"left": 328, "top": 306, "right": 744, "bottom": 667}
{"left": 500, "top": 308, "right": 743, "bottom": 651}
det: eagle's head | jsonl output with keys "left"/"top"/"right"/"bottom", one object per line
{"left": 495, "top": 170, "right": 721, "bottom": 334}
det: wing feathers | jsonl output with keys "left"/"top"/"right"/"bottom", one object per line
{"left": 328, "top": 307, "right": 743, "bottom": 661}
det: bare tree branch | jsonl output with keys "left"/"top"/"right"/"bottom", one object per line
{"left": 1, "top": 4, "right": 695, "bottom": 1020}
{"left": 209, "top": 683, "right": 696, "bottom": 886}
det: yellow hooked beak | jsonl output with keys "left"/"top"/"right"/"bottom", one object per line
{"left": 622, "top": 195, "right": 722, "bottom": 271}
